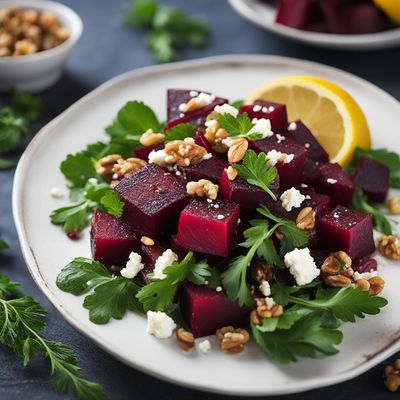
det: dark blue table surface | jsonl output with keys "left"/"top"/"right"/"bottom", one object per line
{"left": 1, "top": 0, "right": 400, "bottom": 399}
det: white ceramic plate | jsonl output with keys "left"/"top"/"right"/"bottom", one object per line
{"left": 228, "top": 0, "right": 400, "bottom": 50}
{"left": 13, "top": 55, "right": 400, "bottom": 396}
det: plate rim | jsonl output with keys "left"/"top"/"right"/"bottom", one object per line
{"left": 228, "top": 0, "right": 400, "bottom": 50}
{"left": 12, "top": 54, "right": 400, "bottom": 396}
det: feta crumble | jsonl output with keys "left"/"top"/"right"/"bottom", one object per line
{"left": 259, "top": 281, "right": 271, "bottom": 297}
{"left": 304, "top": 143, "right": 310, "bottom": 149}
{"left": 288, "top": 122, "right": 297, "bottom": 131}
{"left": 280, "top": 187, "right": 307, "bottom": 211}
{"left": 147, "top": 311, "right": 176, "bottom": 339}
{"left": 327, "top": 178, "right": 337, "bottom": 184}
{"left": 178, "top": 92, "right": 215, "bottom": 112}
{"left": 214, "top": 103, "right": 239, "bottom": 117}
{"left": 205, "top": 119, "right": 218, "bottom": 128}
{"left": 262, "top": 106, "right": 268, "bottom": 113}
{"left": 198, "top": 339, "right": 211, "bottom": 354}
{"left": 266, "top": 150, "right": 294, "bottom": 167}
{"left": 265, "top": 297, "right": 276, "bottom": 309}
{"left": 49, "top": 187, "right": 63, "bottom": 199}
{"left": 190, "top": 90, "right": 199, "bottom": 97}
{"left": 247, "top": 118, "right": 273, "bottom": 138}
{"left": 148, "top": 149, "right": 168, "bottom": 167}
{"left": 120, "top": 252, "right": 144, "bottom": 279}
{"left": 216, "top": 286, "right": 222, "bottom": 292}
{"left": 153, "top": 249, "right": 178, "bottom": 280}
{"left": 353, "top": 270, "right": 378, "bottom": 281}
{"left": 276, "top": 134, "right": 286, "bottom": 143}
{"left": 217, "top": 214, "right": 225, "bottom": 220}
{"left": 253, "top": 104, "right": 262, "bottom": 112}
{"left": 284, "top": 248, "right": 320, "bottom": 286}
{"left": 203, "top": 153, "right": 213, "bottom": 160}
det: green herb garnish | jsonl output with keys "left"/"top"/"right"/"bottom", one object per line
{"left": 164, "top": 123, "right": 196, "bottom": 141}
{"left": 0, "top": 237, "right": 9, "bottom": 250}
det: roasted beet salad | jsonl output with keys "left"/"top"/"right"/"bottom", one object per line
{"left": 52, "top": 87, "right": 398, "bottom": 363}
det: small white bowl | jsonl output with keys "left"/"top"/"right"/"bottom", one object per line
{"left": 0, "top": 0, "right": 83, "bottom": 92}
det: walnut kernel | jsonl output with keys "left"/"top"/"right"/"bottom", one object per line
{"left": 296, "top": 207, "right": 316, "bottom": 230}
{"left": 176, "top": 328, "right": 195, "bottom": 352}
{"left": 95, "top": 154, "right": 122, "bottom": 176}
{"left": 378, "top": 235, "right": 400, "bottom": 260}
{"left": 186, "top": 179, "right": 219, "bottom": 200}
{"left": 227, "top": 138, "right": 248, "bottom": 163}
{"left": 112, "top": 157, "right": 147, "bottom": 179}
{"left": 140, "top": 128, "right": 165, "bottom": 147}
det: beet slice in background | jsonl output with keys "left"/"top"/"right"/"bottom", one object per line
{"left": 276, "top": 0, "right": 323, "bottom": 30}
{"left": 182, "top": 157, "right": 227, "bottom": 184}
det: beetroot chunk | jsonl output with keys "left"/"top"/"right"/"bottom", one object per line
{"left": 276, "top": 0, "right": 322, "bottom": 30}
{"left": 90, "top": 210, "right": 139, "bottom": 267}
{"left": 249, "top": 136, "right": 307, "bottom": 189}
{"left": 194, "top": 131, "right": 213, "bottom": 153}
{"left": 180, "top": 283, "right": 249, "bottom": 337}
{"left": 240, "top": 101, "right": 288, "bottom": 132}
{"left": 287, "top": 120, "right": 329, "bottom": 163}
{"left": 183, "top": 157, "right": 227, "bottom": 184}
{"left": 318, "top": 206, "right": 375, "bottom": 260}
{"left": 134, "top": 143, "right": 164, "bottom": 162}
{"left": 176, "top": 198, "right": 240, "bottom": 257}
{"left": 166, "top": 89, "right": 227, "bottom": 129}
{"left": 353, "top": 156, "right": 389, "bottom": 203}
{"left": 353, "top": 257, "right": 378, "bottom": 274}
{"left": 219, "top": 167, "right": 280, "bottom": 211}
{"left": 114, "top": 164, "right": 190, "bottom": 237}
{"left": 315, "top": 163, "right": 355, "bottom": 206}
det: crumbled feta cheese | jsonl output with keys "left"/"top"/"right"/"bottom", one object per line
{"left": 148, "top": 149, "right": 168, "bottom": 167}
{"left": 221, "top": 137, "right": 232, "bottom": 147}
{"left": 265, "top": 297, "right": 275, "bottom": 309}
{"left": 280, "top": 187, "right": 307, "bottom": 212}
{"left": 49, "top": 187, "right": 63, "bottom": 199}
{"left": 276, "top": 134, "right": 286, "bottom": 143}
{"left": 214, "top": 204, "right": 219, "bottom": 209}
{"left": 217, "top": 214, "right": 225, "bottom": 220}
{"left": 288, "top": 122, "right": 297, "bottom": 131}
{"left": 146, "top": 311, "right": 176, "bottom": 339}
{"left": 203, "top": 153, "right": 212, "bottom": 160}
{"left": 205, "top": 119, "right": 218, "bottom": 128}
{"left": 301, "top": 184, "right": 308, "bottom": 188}
{"left": 259, "top": 281, "right": 271, "bottom": 296}
{"left": 253, "top": 105, "right": 262, "bottom": 112}
{"left": 179, "top": 92, "right": 215, "bottom": 112}
{"left": 207, "top": 198, "right": 213, "bottom": 203}
{"left": 247, "top": 118, "right": 273, "bottom": 138}
{"left": 120, "top": 252, "right": 144, "bottom": 279}
{"left": 216, "top": 286, "right": 222, "bottom": 292}
{"left": 353, "top": 270, "right": 378, "bottom": 281}
{"left": 327, "top": 178, "right": 337, "bottom": 184}
{"left": 198, "top": 339, "right": 211, "bottom": 354}
{"left": 190, "top": 90, "right": 199, "bottom": 97}
{"left": 268, "top": 106, "right": 275, "bottom": 112}
{"left": 284, "top": 248, "right": 320, "bottom": 286}
{"left": 262, "top": 107, "right": 268, "bottom": 113}
{"left": 304, "top": 143, "right": 310, "bottom": 149}
{"left": 214, "top": 103, "right": 239, "bottom": 117}
{"left": 153, "top": 249, "right": 178, "bottom": 280}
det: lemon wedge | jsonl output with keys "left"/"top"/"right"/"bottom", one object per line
{"left": 373, "top": 0, "right": 400, "bottom": 24}
{"left": 246, "top": 76, "right": 371, "bottom": 166}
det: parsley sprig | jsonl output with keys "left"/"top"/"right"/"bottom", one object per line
{"left": 221, "top": 206, "right": 309, "bottom": 307}
{"left": 234, "top": 150, "right": 278, "bottom": 200}
{"left": 56, "top": 257, "right": 143, "bottom": 324}
{"left": 137, "top": 251, "right": 219, "bottom": 312}
{"left": 0, "top": 274, "right": 106, "bottom": 399}
{"left": 0, "top": 237, "right": 9, "bottom": 250}
{"left": 218, "top": 112, "right": 267, "bottom": 141}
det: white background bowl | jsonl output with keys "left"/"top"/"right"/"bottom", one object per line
{"left": 0, "top": 0, "right": 82, "bottom": 92}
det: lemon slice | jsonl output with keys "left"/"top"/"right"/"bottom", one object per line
{"left": 246, "top": 76, "right": 371, "bottom": 165}
{"left": 373, "top": 0, "right": 400, "bottom": 24}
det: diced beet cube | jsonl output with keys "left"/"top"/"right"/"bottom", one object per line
{"left": 318, "top": 206, "right": 375, "bottom": 260}
{"left": 353, "top": 257, "right": 378, "bottom": 274}
{"left": 166, "top": 89, "right": 227, "bottom": 129}
{"left": 315, "top": 163, "right": 355, "bottom": 206}
{"left": 219, "top": 167, "right": 280, "bottom": 211}
{"left": 240, "top": 100, "right": 288, "bottom": 132}
{"left": 310, "top": 249, "right": 331, "bottom": 268}
{"left": 180, "top": 283, "right": 249, "bottom": 337}
{"left": 176, "top": 198, "right": 240, "bottom": 257}
{"left": 168, "top": 234, "right": 189, "bottom": 260}
{"left": 287, "top": 120, "right": 329, "bottom": 163}
{"left": 90, "top": 211, "right": 139, "bottom": 267}
{"left": 134, "top": 143, "right": 164, "bottom": 162}
{"left": 276, "top": 0, "right": 322, "bottom": 30}
{"left": 194, "top": 131, "right": 213, "bottom": 154}
{"left": 137, "top": 241, "right": 169, "bottom": 284}
{"left": 183, "top": 157, "right": 227, "bottom": 184}
{"left": 114, "top": 164, "right": 190, "bottom": 237}
{"left": 249, "top": 136, "right": 307, "bottom": 189}
{"left": 304, "top": 159, "right": 326, "bottom": 186}
{"left": 352, "top": 156, "right": 389, "bottom": 203}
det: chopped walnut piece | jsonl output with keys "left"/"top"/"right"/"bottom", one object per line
{"left": 296, "top": 207, "right": 316, "bottom": 230}
{"left": 112, "top": 157, "right": 147, "bottom": 179}
{"left": 324, "top": 274, "right": 353, "bottom": 288}
{"left": 354, "top": 279, "right": 370, "bottom": 292}
{"left": 164, "top": 138, "right": 208, "bottom": 167}
{"left": 176, "top": 328, "right": 195, "bottom": 352}
{"left": 321, "top": 251, "right": 353, "bottom": 277}
{"left": 249, "top": 260, "right": 274, "bottom": 284}
{"left": 384, "top": 359, "right": 400, "bottom": 392}
{"left": 388, "top": 197, "right": 400, "bottom": 215}
{"left": 95, "top": 154, "right": 123, "bottom": 177}
{"left": 216, "top": 327, "right": 249, "bottom": 354}
{"left": 186, "top": 179, "right": 219, "bottom": 200}
{"left": 140, "top": 236, "right": 154, "bottom": 246}
{"left": 227, "top": 138, "right": 248, "bottom": 163}
{"left": 226, "top": 166, "right": 238, "bottom": 181}
{"left": 378, "top": 235, "right": 400, "bottom": 260}
{"left": 368, "top": 276, "right": 385, "bottom": 296}
{"left": 255, "top": 298, "right": 283, "bottom": 320}
{"left": 140, "top": 128, "right": 165, "bottom": 147}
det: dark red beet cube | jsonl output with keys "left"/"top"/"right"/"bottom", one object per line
{"left": 219, "top": 167, "right": 280, "bottom": 211}
{"left": 353, "top": 156, "right": 389, "bottom": 203}
{"left": 183, "top": 157, "right": 227, "bottom": 184}
{"left": 137, "top": 241, "right": 169, "bottom": 284}
{"left": 166, "top": 89, "right": 227, "bottom": 129}
{"left": 287, "top": 120, "right": 329, "bottom": 163}
{"left": 194, "top": 131, "right": 213, "bottom": 154}
{"left": 134, "top": 143, "right": 164, "bottom": 162}
{"left": 315, "top": 163, "right": 355, "bottom": 206}
{"left": 176, "top": 198, "right": 240, "bottom": 257}
{"left": 304, "top": 159, "right": 326, "bottom": 186}
{"left": 353, "top": 257, "right": 378, "bottom": 274}
{"left": 90, "top": 211, "right": 139, "bottom": 266}
{"left": 114, "top": 164, "right": 190, "bottom": 237}
{"left": 180, "top": 283, "right": 249, "bottom": 337}
{"left": 276, "top": 0, "right": 322, "bottom": 30}
{"left": 240, "top": 100, "right": 288, "bottom": 132}
{"left": 318, "top": 206, "right": 375, "bottom": 260}
{"left": 249, "top": 136, "right": 307, "bottom": 189}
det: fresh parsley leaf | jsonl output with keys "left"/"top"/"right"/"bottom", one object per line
{"left": 0, "top": 275, "right": 21, "bottom": 298}
{"left": 10, "top": 87, "right": 43, "bottom": 122}
{"left": 0, "top": 107, "right": 29, "bottom": 153}
{"left": 137, "top": 251, "right": 215, "bottom": 311}
{"left": 348, "top": 147, "right": 400, "bottom": 188}
{"left": 256, "top": 236, "right": 284, "bottom": 268}
{"left": 231, "top": 99, "right": 244, "bottom": 110}
{"left": 233, "top": 150, "right": 278, "bottom": 200}
{"left": 218, "top": 112, "right": 253, "bottom": 137}
{"left": 0, "top": 157, "right": 16, "bottom": 169}
{"left": 164, "top": 123, "right": 196, "bottom": 141}
{"left": 60, "top": 153, "right": 97, "bottom": 188}
{"left": 351, "top": 187, "right": 392, "bottom": 235}
{"left": 50, "top": 202, "right": 90, "bottom": 233}
{"left": 57, "top": 257, "right": 143, "bottom": 324}
{"left": 0, "top": 294, "right": 106, "bottom": 399}
{"left": 125, "top": 0, "right": 158, "bottom": 27}
{"left": 0, "top": 237, "right": 9, "bottom": 250}
{"left": 100, "top": 191, "right": 124, "bottom": 218}
{"left": 251, "top": 312, "right": 343, "bottom": 364}
{"left": 147, "top": 30, "right": 177, "bottom": 63}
